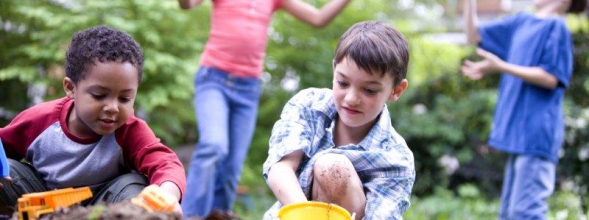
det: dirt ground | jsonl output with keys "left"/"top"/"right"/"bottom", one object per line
{"left": 8, "top": 201, "right": 241, "bottom": 220}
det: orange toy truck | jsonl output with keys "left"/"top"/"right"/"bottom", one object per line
{"left": 130, "top": 184, "right": 176, "bottom": 213}
{"left": 17, "top": 187, "right": 92, "bottom": 220}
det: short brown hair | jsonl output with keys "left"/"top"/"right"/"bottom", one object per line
{"left": 567, "top": 0, "right": 588, "bottom": 14}
{"left": 334, "top": 21, "right": 409, "bottom": 86}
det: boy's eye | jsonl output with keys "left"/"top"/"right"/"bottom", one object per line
{"left": 336, "top": 81, "right": 349, "bottom": 88}
{"left": 364, "top": 89, "right": 378, "bottom": 94}
{"left": 91, "top": 94, "right": 106, "bottom": 100}
{"left": 119, "top": 97, "right": 132, "bottom": 103}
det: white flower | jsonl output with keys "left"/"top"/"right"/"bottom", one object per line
{"left": 438, "top": 154, "right": 459, "bottom": 175}
{"left": 578, "top": 147, "right": 589, "bottom": 161}
{"left": 555, "top": 210, "right": 568, "bottom": 220}
{"left": 412, "top": 103, "right": 427, "bottom": 115}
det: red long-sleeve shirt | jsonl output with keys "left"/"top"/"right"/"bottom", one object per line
{"left": 0, "top": 97, "right": 186, "bottom": 197}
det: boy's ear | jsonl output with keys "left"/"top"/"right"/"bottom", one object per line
{"left": 63, "top": 77, "right": 75, "bottom": 99}
{"left": 388, "top": 79, "right": 409, "bottom": 102}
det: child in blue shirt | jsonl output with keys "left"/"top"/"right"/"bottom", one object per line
{"left": 263, "top": 21, "right": 415, "bottom": 220}
{"left": 462, "top": 0, "right": 587, "bottom": 219}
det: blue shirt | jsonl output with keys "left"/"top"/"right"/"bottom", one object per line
{"left": 478, "top": 12, "right": 573, "bottom": 162}
{"left": 262, "top": 88, "right": 415, "bottom": 220}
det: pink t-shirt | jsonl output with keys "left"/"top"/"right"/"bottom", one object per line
{"left": 200, "top": 0, "right": 285, "bottom": 78}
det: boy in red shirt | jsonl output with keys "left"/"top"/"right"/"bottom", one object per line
{"left": 0, "top": 25, "right": 186, "bottom": 214}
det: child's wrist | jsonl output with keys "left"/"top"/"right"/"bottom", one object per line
{"left": 159, "top": 181, "right": 182, "bottom": 201}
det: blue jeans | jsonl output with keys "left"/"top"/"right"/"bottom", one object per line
{"left": 499, "top": 154, "right": 555, "bottom": 220}
{"left": 182, "top": 66, "right": 261, "bottom": 217}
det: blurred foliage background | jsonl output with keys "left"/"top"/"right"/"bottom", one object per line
{"left": 1, "top": 0, "right": 589, "bottom": 219}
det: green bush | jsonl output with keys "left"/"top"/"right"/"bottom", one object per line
{"left": 404, "top": 184, "right": 586, "bottom": 220}
{"left": 0, "top": 0, "right": 207, "bottom": 146}
{"left": 558, "top": 27, "right": 589, "bottom": 212}
{"left": 2, "top": 2, "right": 589, "bottom": 215}
{"left": 405, "top": 184, "right": 499, "bottom": 220}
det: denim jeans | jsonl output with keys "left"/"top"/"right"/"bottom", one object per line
{"left": 182, "top": 66, "right": 261, "bottom": 217}
{"left": 498, "top": 154, "right": 555, "bottom": 220}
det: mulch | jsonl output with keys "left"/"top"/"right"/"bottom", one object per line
{"left": 9, "top": 200, "right": 241, "bottom": 220}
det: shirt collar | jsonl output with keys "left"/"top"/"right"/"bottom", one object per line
{"left": 359, "top": 105, "right": 391, "bottom": 150}
{"left": 327, "top": 104, "right": 392, "bottom": 151}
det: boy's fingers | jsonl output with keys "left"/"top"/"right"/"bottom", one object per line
{"left": 461, "top": 66, "right": 482, "bottom": 80}
{"left": 463, "top": 60, "right": 475, "bottom": 67}
{"left": 461, "top": 66, "right": 474, "bottom": 76}
{"left": 463, "top": 60, "right": 483, "bottom": 72}
{"left": 476, "top": 48, "right": 496, "bottom": 60}
{"left": 173, "top": 203, "right": 183, "bottom": 215}
{"left": 476, "top": 48, "right": 488, "bottom": 56}
{"left": 467, "top": 73, "right": 481, "bottom": 80}
{"left": 0, "top": 176, "right": 11, "bottom": 189}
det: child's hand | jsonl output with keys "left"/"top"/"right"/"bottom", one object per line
{"left": 172, "top": 201, "right": 182, "bottom": 215}
{"left": 133, "top": 183, "right": 183, "bottom": 215}
{"left": 160, "top": 181, "right": 183, "bottom": 215}
{"left": 461, "top": 48, "right": 504, "bottom": 80}
{"left": 0, "top": 176, "right": 12, "bottom": 189}
{"left": 475, "top": 48, "right": 503, "bottom": 71}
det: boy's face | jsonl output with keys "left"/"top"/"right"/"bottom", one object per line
{"left": 63, "top": 61, "right": 139, "bottom": 137}
{"left": 332, "top": 57, "right": 408, "bottom": 131}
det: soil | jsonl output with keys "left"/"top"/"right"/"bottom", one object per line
{"left": 8, "top": 201, "right": 241, "bottom": 220}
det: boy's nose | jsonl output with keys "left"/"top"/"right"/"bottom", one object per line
{"left": 103, "top": 100, "right": 119, "bottom": 113}
{"left": 345, "top": 90, "right": 361, "bottom": 106}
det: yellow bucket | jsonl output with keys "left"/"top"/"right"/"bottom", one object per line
{"left": 278, "top": 201, "right": 352, "bottom": 220}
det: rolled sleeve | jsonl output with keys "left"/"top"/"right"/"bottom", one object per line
{"left": 262, "top": 93, "right": 315, "bottom": 182}
{"left": 537, "top": 23, "right": 573, "bottom": 88}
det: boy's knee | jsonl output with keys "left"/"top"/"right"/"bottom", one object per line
{"left": 90, "top": 173, "right": 148, "bottom": 205}
{"left": 8, "top": 159, "right": 28, "bottom": 174}
{"left": 0, "top": 159, "right": 47, "bottom": 208}
{"left": 313, "top": 154, "right": 355, "bottom": 194}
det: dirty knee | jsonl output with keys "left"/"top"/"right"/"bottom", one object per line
{"left": 313, "top": 154, "right": 354, "bottom": 196}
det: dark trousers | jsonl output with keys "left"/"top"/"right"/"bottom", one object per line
{"left": 0, "top": 159, "right": 148, "bottom": 212}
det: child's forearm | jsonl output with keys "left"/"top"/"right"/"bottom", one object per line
{"left": 464, "top": 0, "right": 480, "bottom": 44}
{"left": 498, "top": 62, "right": 559, "bottom": 89}
{"left": 313, "top": 0, "right": 351, "bottom": 27}
{"left": 281, "top": 0, "right": 351, "bottom": 28}
{"left": 268, "top": 163, "right": 307, "bottom": 205}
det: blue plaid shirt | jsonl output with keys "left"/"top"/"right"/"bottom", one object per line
{"left": 262, "top": 88, "right": 415, "bottom": 220}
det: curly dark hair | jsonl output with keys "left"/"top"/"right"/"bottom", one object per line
{"left": 65, "top": 25, "right": 144, "bottom": 85}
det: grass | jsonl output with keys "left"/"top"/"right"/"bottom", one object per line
{"left": 233, "top": 188, "right": 275, "bottom": 220}
{"left": 232, "top": 184, "right": 589, "bottom": 220}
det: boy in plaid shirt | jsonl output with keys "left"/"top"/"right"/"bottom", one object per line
{"left": 263, "top": 21, "right": 415, "bottom": 220}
